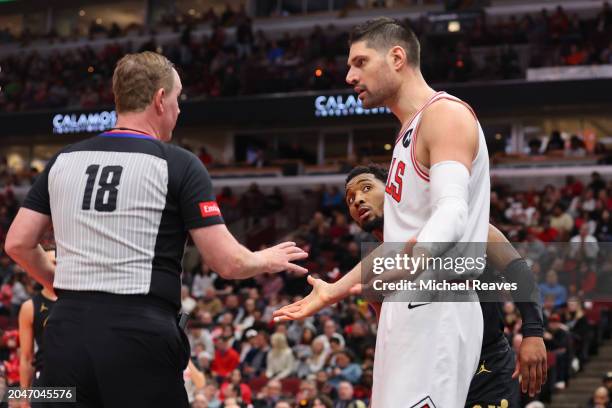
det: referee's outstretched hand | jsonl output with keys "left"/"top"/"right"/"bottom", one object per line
{"left": 257, "top": 242, "right": 309, "bottom": 275}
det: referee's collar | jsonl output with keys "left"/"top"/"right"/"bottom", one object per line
{"left": 100, "top": 131, "right": 156, "bottom": 140}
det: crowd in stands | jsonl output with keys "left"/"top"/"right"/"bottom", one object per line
{"left": 522, "top": 130, "right": 603, "bottom": 159}
{"left": 1, "top": 2, "right": 611, "bottom": 112}
{"left": 0, "top": 150, "right": 610, "bottom": 406}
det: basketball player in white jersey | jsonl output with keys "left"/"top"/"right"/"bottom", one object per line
{"left": 274, "top": 17, "right": 490, "bottom": 407}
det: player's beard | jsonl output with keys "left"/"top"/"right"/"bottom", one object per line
{"left": 361, "top": 67, "right": 396, "bottom": 109}
{"left": 362, "top": 215, "right": 384, "bottom": 233}
{"left": 361, "top": 89, "right": 387, "bottom": 109}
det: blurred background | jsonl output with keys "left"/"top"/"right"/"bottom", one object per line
{"left": 1, "top": 0, "right": 612, "bottom": 407}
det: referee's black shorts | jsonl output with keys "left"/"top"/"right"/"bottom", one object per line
{"left": 465, "top": 336, "right": 520, "bottom": 408}
{"left": 38, "top": 290, "right": 190, "bottom": 408}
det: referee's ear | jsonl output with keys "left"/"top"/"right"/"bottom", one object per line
{"left": 154, "top": 88, "right": 166, "bottom": 114}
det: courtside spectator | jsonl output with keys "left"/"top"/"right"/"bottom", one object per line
{"left": 212, "top": 336, "right": 241, "bottom": 380}
{"left": 604, "top": 371, "right": 612, "bottom": 394}
{"left": 221, "top": 369, "right": 253, "bottom": 404}
{"left": 253, "top": 379, "right": 283, "bottom": 408}
{"left": 266, "top": 333, "right": 295, "bottom": 380}
{"left": 544, "top": 314, "right": 571, "bottom": 389}
{"left": 588, "top": 386, "right": 612, "bottom": 408}
{"left": 328, "top": 350, "right": 362, "bottom": 387}
{"left": 333, "top": 381, "right": 366, "bottom": 408}
{"left": 570, "top": 224, "right": 600, "bottom": 260}
{"left": 182, "top": 285, "right": 197, "bottom": 314}
{"left": 540, "top": 270, "right": 568, "bottom": 308}
{"left": 241, "top": 329, "right": 268, "bottom": 379}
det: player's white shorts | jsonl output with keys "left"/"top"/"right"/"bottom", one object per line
{"left": 371, "top": 301, "right": 483, "bottom": 408}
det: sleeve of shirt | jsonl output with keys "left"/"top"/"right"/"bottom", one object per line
{"left": 504, "top": 258, "right": 545, "bottom": 338}
{"left": 22, "top": 153, "right": 61, "bottom": 215}
{"left": 171, "top": 147, "right": 224, "bottom": 230}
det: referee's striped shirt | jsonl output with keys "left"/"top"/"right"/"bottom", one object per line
{"left": 22, "top": 131, "right": 224, "bottom": 310}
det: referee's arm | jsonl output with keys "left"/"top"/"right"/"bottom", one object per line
{"left": 6, "top": 155, "right": 56, "bottom": 293}
{"left": 6, "top": 210, "right": 54, "bottom": 293}
{"left": 190, "top": 225, "right": 307, "bottom": 279}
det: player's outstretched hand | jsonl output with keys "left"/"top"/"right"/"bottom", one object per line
{"left": 512, "top": 336, "right": 547, "bottom": 397}
{"left": 273, "top": 275, "right": 334, "bottom": 322}
{"left": 257, "top": 242, "right": 308, "bottom": 275}
{"left": 349, "top": 237, "right": 418, "bottom": 301}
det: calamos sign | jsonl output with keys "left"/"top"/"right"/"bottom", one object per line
{"left": 314, "top": 95, "right": 391, "bottom": 117}
{"left": 52, "top": 110, "right": 117, "bottom": 134}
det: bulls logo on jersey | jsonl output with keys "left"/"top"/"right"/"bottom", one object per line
{"left": 410, "top": 396, "right": 437, "bottom": 408}
{"left": 401, "top": 128, "right": 413, "bottom": 148}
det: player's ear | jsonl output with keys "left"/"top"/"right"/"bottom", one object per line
{"left": 389, "top": 46, "right": 407, "bottom": 71}
{"left": 153, "top": 88, "right": 165, "bottom": 114}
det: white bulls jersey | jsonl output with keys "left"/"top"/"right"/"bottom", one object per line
{"left": 383, "top": 91, "right": 490, "bottom": 248}
{"left": 372, "top": 92, "right": 490, "bottom": 407}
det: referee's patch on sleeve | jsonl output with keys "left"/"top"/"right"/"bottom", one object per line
{"left": 199, "top": 201, "right": 221, "bottom": 218}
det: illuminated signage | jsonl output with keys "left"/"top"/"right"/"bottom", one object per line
{"left": 314, "top": 95, "right": 391, "bottom": 117}
{"left": 52, "top": 110, "right": 116, "bottom": 134}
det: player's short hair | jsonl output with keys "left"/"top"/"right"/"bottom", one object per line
{"left": 349, "top": 17, "right": 420, "bottom": 68}
{"left": 345, "top": 163, "right": 389, "bottom": 187}
{"left": 112, "top": 51, "right": 175, "bottom": 113}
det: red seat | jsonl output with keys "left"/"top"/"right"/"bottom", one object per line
{"left": 248, "top": 375, "right": 269, "bottom": 394}
{"left": 281, "top": 377, "right": 301, "bottom": 395}
{"left": 0, "top": 315, "right": 9, "bottom": 330}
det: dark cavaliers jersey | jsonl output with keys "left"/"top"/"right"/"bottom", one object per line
{"left": 480, "top": 302, "right": 506, "bottom": 350}
{"left": 23, "top": 132, "right": 224, "bottom": 310}
{"left": 32, "top": 293, "right": 55, "bottom": 371}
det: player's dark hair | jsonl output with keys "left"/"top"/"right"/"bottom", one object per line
{"left": 349, "top": 17, "right": 421, "bottom": 68}
{"left": 345, "top": 163, "right": 388, "bottom": 187}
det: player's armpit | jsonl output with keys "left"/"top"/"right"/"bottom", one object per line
{"left": 418, "top": 99, "right": 478, "bottom": 171}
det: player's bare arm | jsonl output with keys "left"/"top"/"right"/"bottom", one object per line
{"left": 18, "top": 299, "right": 35, "bottom": 390}
{"left": 5, "top": 208, "right": 55, "bottom": 293}
{"left": 273, "top": 257, "right": 368, "bottom": 322}
{"left": 190, "top": 224, "right": 308, "bottom": 279}
{"left": 416, "top": 100, "right": 478, "bottom": 171}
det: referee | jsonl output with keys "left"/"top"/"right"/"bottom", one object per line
{"left": 5, "top": 51, "right": 307, "bottom": 408}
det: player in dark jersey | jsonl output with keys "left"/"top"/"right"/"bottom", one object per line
{"left": 18, "top": 249, "right": 57, "bottom": 389}
{"left": 343, "top": 164, "right": 547, "bottom": 407}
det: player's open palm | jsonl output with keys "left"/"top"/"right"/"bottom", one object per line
{"left": 273, "top": 275, "right": 333, "bottom": 321}
{"left": 257, "top": 242, "right": 308, "bottom": 275}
